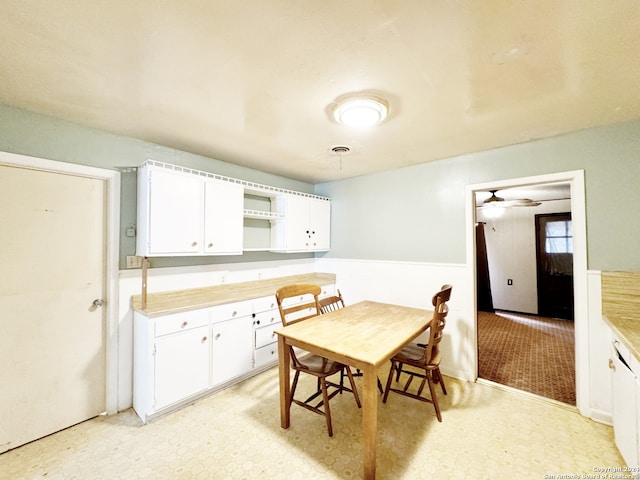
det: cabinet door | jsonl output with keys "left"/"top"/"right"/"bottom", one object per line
{"left": 154, "top": 326, "right": 211, "bottom": 410}
{"left": 612, "top": 343, "right": 639, "bottom": 466}
{"left": 272, "top": 195, "right": 330, "bottom": 252}
{"left": 284, "top": 195, "right": 310, "bottom": 250}
{"left": 212, "top": 316, "right": 253, "bottom": 386}
{"left": 309, "top": 198, "right": 330, "bottom": 251}
{"left": 204, "top": 180, "right": 243, "bottom": 255}
{"left": 144, "top": 167, "right": 204, "bottom": 255}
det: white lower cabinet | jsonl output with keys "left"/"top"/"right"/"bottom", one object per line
{"left": 133, "top": 282, "right": 335, "bottom": 423}
{"left": 611, "top": 337, "right": 640, "bottom": 466}
{"left": 154, "top": 325, "right": 211, "bottom": 410}
{"left": 253, "top": 296, "right": 282, "bottom": 369}
{"left": 212, "top": 316, "right": 253, "bottom": 386}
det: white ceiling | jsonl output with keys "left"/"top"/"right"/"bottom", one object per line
{"left": 1, "top": 1, "right": 639, "bottom": 183}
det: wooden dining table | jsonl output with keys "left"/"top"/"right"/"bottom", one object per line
{"left": 276, "top": 300, "right": 432, "bottom": 480}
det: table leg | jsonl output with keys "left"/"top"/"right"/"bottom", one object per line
{"left": 362, "top": 364, "right": 378, "bottom": 479}
{"left": 277, "top": 335, "right": 291, "bottom": 429}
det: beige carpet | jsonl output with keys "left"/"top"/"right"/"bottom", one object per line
{"left": 477, "top": 310, "right": 576, "bottom": 405}
{"left": 1, "top": 362, "right": 621, "bottom": 479}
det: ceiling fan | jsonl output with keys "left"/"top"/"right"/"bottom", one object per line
{"left": 482, "top": 190, "right": 542, "bottom": 208}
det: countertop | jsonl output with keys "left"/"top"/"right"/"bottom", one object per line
{"left": 131, "top": 272, "right": 336, "bottom": 317}
{"left": 601, "top": 271, "right": 640, "bottom": 361}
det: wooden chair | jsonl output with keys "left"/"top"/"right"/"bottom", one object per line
{"left": 275, "top": 283, "right": 361, "bottom": 437}
{"left": 382, "top": 284, "right": 453, "bottom": 422}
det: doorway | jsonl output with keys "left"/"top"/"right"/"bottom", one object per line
{"left": 0, "top": 152, "right": 120, "bottom": 453}
{"left": 467, "top": 171, "right": 588, "bottom": 411}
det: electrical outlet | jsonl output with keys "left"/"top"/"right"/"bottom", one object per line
{"left": 126, "top": 255, "right": 143, "bottom": 269}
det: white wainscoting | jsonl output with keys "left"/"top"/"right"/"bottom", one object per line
{"left": 316, "top": 257, "right": 474, "bottom": 383}
{"left": 586, "top": 270, "right": 613, "bottom": 424}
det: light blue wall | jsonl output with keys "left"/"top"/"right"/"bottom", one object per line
{"left": 316, "top": 119, "right": 640, "bottom": 271}
{"left": 2, "top": 104, "right": 639, "bottom": 271}
{"left": 0, "top": 104, "right": 315, "bottom": 268}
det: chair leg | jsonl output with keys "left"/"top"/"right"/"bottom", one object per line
{"left": 290, "top": 371, "right": 301, "bottom": 407}
{"left": 427, "top": 374, "right": 442, "bottom": 422}
{"left": 434, "top": 367, "right": 447, "bottom": 395}
{"left": 395, "top": 362, "right": 403, "bottom": 381}
{"left": 382, "top": 361, "right": 396, "bottom": 402}
{"left": 320, "top": 377, "right": 333, "bottom": 437}
{"left": 344, "top": 366, "right": 361, "bottom": 408}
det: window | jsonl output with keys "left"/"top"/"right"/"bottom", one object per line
{"left": 545, "top": 220, "right": 573, "bottom": 254}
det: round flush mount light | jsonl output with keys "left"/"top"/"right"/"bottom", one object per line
{"left": 333, "top": 95, "right": 389, "bottom": 127}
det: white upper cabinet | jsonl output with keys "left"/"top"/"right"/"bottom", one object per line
{"left": 137, "top": 164, "right": 204, "bottom": 256}
{"left": 137, "top": 163, "right": 244, "bottom": 256}
{"left": 270, "top": 194, "right": 331, "bottom": 252}
{"left": 204, "top": 179, "right": 243, "bottom": 255}
{"left": 136, "top": 161, "right": 330, "bottom": 256}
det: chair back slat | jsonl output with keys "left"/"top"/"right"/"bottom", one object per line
{"left": 275, "top": 283, "right": 322, "bottom": 327}
{"left": 319, "top": 289, "right": 345, "bottom": 314}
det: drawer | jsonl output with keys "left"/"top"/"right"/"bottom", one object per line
{"left": 210, "top": 300, "right": 253, "bottom": 324}
{"left": 254, "top": 343, "right": 279, "bottom": 368}
{"left": 253, "top": 295, "right": 277, "bottom": 314}
{"left": 255, "top": 321, "right": 282, "bottom": 348}
{"left": 253, "top": 309, "right": 279, "bottom": 328}
{"left": 154, "top": 309, "right": 210, "bottom": 337}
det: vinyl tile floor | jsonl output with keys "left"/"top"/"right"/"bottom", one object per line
{"left": 0, "top": 364, "right": 625, "bottom": 479}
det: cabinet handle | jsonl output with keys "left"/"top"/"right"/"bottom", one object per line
{"left": 256, "top": 320, "right": 261, "bottom": 325}
{"left": 232, "top": 310, "right": 237, "bottom": 317}
{"left": 609, "top": 358, "right": 615, "bottom": 371}
{"left": 201, "top": 336, "right": 208, "bottom": 343}
{"left": 215, "top": 333, "right": 221, "bottom": 339}
{"left": 181, "top": 321, "right": 188, "bottom": 328}
{"left": 208, "top": 243, "right": 213, "bottom": 248}
{"left": 191, "top": 241, "right": 198, "bottom": 247}
{"left": 272, "top": 332, "right": 276, "bottom": 338}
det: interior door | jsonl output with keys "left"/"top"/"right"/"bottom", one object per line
{"left": 0, "top": 164, "right": 106, "bottom": 454}
{"left": 535, "top": 212, "right": 574, "bottom": 320}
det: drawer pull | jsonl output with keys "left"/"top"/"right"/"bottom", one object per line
{"left": 609, "top": 358, "right": 615, "bottom": 371}
{"left": 232, "top": 311, "right": 237, "bottom": 317}
{"left": 181, "top": 321, "right": 188, "bottom": 328}
{"left": 201, "top": 336, "right": 208, "bottom": 343}
{"left": 208, "top": 243, "right": 213, "bottom": 248}
{"left": 272, "top": 332, "right": 276, "bottom": 338}
{"left": 191, "top": 241, "right": 198, "bottom": 247}
{"left": 215, "top": 333, "right": 221, "bottom": 339}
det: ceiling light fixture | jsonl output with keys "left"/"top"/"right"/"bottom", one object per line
{"left": 333, "top": 95, "right": 389, "bottom": 127}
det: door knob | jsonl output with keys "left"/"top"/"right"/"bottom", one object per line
{"left": 92, "top": 299, "right": 104, "bottom": 307}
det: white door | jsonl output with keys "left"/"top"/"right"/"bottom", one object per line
{"left": 0, "top": 164, "right": 107, "bottom": 454}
